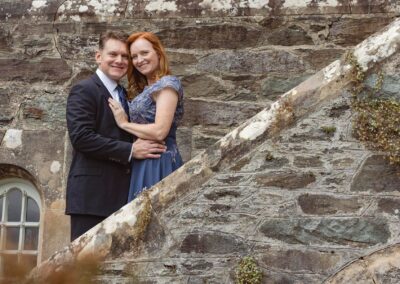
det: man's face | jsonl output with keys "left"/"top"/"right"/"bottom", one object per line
{"left": 95, "top": 38, "right": 129, "bottom": 81}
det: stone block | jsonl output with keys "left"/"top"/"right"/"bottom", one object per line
{"left": 12, "top": 24, "right": 54, "bottom": 57}
{"left": 266, "top": 25, "right": 313, "bottom": 46}
{"left": 331, "top": 158, "right": 355, "bottom": 169}
{"left": 139, "top": 214, "right": 167, "bottom": 256}
{"left": 261, "top": 271, "right": 325, "bottom": 284}
{"left": 298, "top": 194, "right": 362, "bottom": 215}
{"left": 197, "top": 50, "right": 305, "bottom": 75}
{"left": 0, "top": 26, "right": 12, "bottom": 51}
{"left": 261, "top": 249, "right": 341, "bottom": 273}
{"left": 300, "top": 48, "right": 344, "bottom": 70}
{"left": 230, "top": 151, "right": 289, "bottom": 172}
{"left": 168, "top": 51, "right": 198, "bottom": 66}
{"left": 288, "top": 131, "right": 331, "bottom": 142}
{"left": 181, "top": 75, "right": 227, "bottom": 99}
{"left": 156, "top": 24, "right": 262, "bottom": 49}
{"left": 351, "top": 155, "right": 400, "bottom": 193}
{"left": 259, "top": 217, "right": 390, "bottom": 246}
{"left": 180, "top": 231, "right": 247, "bottom": 254}
{"left": 203, "top": 188, "right": 241, "bottom": 202}
{"left": 176, "top": 127, "right": 192, "bottom": 162}
{"left": 254, "top": 171, "right": 316, "bottom": 189}
{"left": 0, "top": 88, "right": 15, "bottom": 125}
{"left": 293, "top": 156, "right": 323, "bottom": 168}
{"left": 329, "top": 103, "right": 350, "bottom": 118}
{"left": 181, "top": 259, "right": 213, "bottom": 271}
{"left": 377, "top": 198, "right": 400, "bottom": 216}
{"left": 329, "top": 17, "right": 392, "bottom": 46}
{"left": 0, "top": 1, "right": 31, "bottom": 22}
{"left": 169, "top": 51, "right": 198, "bottom": 74}
{"left": 183, "top": 98, "right": 263, "bottom": 127}
{"left": 56, "top": 34, "right": 98, "bottom": 60}
{"left": 192, "top": 134, "right": 221, "bottom": 153}
{"left": 190, "top": 126, "right": 230, "bottom": 155}
{"left": 373, "top": 74, "right": 400, "bottom": 98}
{"left": 206, "top": 174, "right": 251, "bottom": 187}
{"left": 0, "top": 58, "right": 72, "bottom": 84}
{"left": 23, "top": 107, "right": 44, "bottom": 120}
{"left": 228, "top": 81, "right": 262, "bottom": 102}
{"left": 21, "top": 89, "right": 68, "bottom": 130}
{"left": 261, "top": 74, "right": 312, "bottom": 100}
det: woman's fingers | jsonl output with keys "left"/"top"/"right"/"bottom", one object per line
{"left": 108, "top": 98, "right": 120, "bottom": 109}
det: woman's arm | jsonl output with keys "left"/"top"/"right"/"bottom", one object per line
{"left": 108, "top": 87, "right": 179, "bottom": 141}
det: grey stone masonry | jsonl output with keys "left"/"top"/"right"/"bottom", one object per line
{"left": 29, "top": 17, "right": 400, "bottom": 284}
{"left": 1, "top": 0, "right": 398, "bottom": 264}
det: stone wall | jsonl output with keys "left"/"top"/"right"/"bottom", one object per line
{"left": 28, "top": 18, "right": 400, "bottom": 284}
{"left": 0, "top": 0, "right": 398, "bottom": 265}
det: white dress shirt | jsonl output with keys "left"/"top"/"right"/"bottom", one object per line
{"left": 96, "top": 68, "right": 122, "bottom": 103}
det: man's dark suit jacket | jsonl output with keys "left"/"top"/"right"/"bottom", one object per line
{"left": 66, "top": 73, "right": 132, "bottom": 217}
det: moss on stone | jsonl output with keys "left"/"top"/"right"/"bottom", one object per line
{"left": 346, "top": 52, "right": 400, "bottom": 165}
{"left": 235, "top": 256, "right": 262, "bottom": 284}
{"left": 320, "top": 126, "right": 336, "bottom": 136}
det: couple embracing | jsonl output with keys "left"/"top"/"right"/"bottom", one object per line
{"left": 66, "top": 31, "right": 184, "bottom": 241}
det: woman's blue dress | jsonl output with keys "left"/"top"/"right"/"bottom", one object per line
{"left": 127, "top": 75, "right": 184, "bottom": 202}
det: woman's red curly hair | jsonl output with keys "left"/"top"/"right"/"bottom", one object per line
{"left": 126, "top": 32, "right": 171, "bottom": 99}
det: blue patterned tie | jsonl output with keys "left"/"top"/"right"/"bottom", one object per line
{"left": 116, "top": 85, "right": 129, "bottom": 119}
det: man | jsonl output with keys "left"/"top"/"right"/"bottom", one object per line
{"left": 66, "top": 31, "right": 165, "bottom": 241}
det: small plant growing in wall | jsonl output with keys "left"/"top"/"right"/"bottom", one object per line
{"left": 235, "top": 256, "right": 262, "bottom": 284}
{"left": 320, "top": 126, "right": 336, "bottom": 137}
{"left": 346, "top": 52, "right": 400, "bottom": 165}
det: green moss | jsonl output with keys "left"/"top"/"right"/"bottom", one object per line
{"left": 235, "top": 256, "right": 262, "bottom": 284}
{"left": 346, "top": 52, "right": 400, "bottom": 165}
{"left": 320, "top": 126, "right": 336, "bottom": 136}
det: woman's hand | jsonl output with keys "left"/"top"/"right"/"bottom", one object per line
{"left": 108, "top": 98, "right": 128, "bottom": 129}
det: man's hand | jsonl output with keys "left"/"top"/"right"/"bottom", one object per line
{"left": 132, "top": 138, "right": 166, "bottom": 159}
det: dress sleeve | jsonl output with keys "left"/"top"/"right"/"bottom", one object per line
{"left": 150, "top": 76, "right": 183, "bottom": 102}
{"left": 150, "top": 76, "right": 184, "bottom": 122}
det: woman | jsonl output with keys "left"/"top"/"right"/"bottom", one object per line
{"left": 108, "top": 32, "right": 184, "bottom": 202}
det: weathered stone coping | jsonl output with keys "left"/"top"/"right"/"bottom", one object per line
{"left": 28, "top": 17, "right": 400, "bottom": 282}
{"left": 26, "top": 0, "right": 399, "bottom": 21}
{"left": 324, "top": 242, "right": 400, "bottom": 283}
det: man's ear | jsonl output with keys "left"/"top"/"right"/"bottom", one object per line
{"left": 95, "top": 50, "right": 101, "bottom": 64}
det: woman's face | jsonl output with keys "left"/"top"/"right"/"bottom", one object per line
{"left": 130, "top": 38, "right": 160, "bottom": 82}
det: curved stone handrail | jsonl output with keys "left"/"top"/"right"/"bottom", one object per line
{"left": 28, "top": 17, "right": 400, "bottom": 282}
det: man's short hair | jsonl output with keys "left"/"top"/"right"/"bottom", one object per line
{"left": 99, "top": 31, "right": 128, "bottom": 50}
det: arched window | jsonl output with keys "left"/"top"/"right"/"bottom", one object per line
{"left": 0, "top": 178, "right": 41, "bottom": 274}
